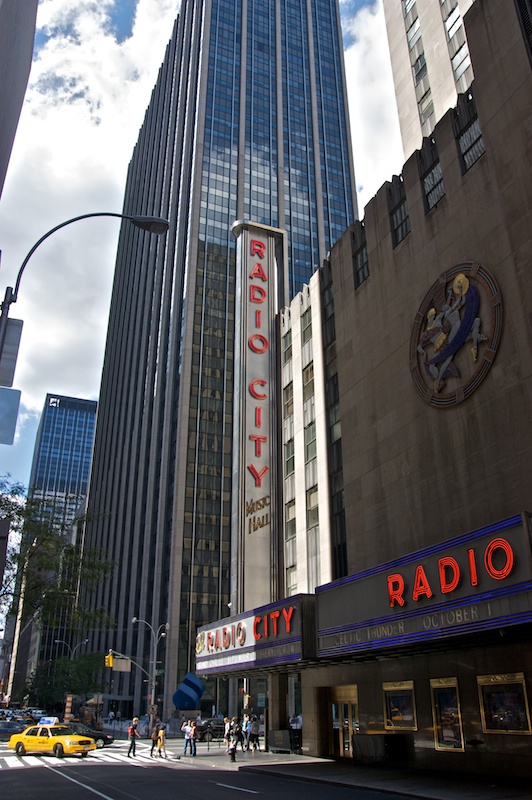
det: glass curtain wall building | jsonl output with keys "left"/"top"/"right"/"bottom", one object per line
{"left": 10, "top": 394, "right": 97, "bottom": 699}
{"left": 83, "top": 0, "right": 356, "bottom": 717}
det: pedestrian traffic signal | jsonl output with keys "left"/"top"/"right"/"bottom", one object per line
{"left": 105, "top": 652, "right": 114, "bottom": 667}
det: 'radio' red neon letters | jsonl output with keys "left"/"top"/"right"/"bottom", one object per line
{"left": 387, "top": 537, "right": 515, "bottom": 607}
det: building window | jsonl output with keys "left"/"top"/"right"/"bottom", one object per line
{"left": 412, "top": 52, "right": 427, "bottom": 85}
{"left": 306, "top": 486, "right": 319, "bottom": 528}
{"left": 444, "top": 5, "right": 462, "bottom": 40}
{"left": 302, "top": 363, "right": 314, "bottom": 402}
{"left": 459, "top": 117, "right": 485, "bottom": 169}
{"left": 391, "top": 200, "right": 410, "bottom": 246}
{"left": 284, "top": 383, "right": 293, "bottom": 417}
{"left": 301, "top": 307, "right": 312, "bottom": 344}
{"left": 283, "top": 329, "right": 292, "bottom": 364}
{"left": 328, "top": 403, "right": 341, "bottom": 444}
{"left": 418, "top": 89, "right": 434, "bottom": 125}
{"left": 453, "top": 92, "right": 485, "bottom": 172}
{"left": 403, "top": 0, "right": 416, "bottom": 15}
{"left": 285, "top": 499, "right": 296, "bottom": 540}
{"left": 304, "top": 421, "right": 316, "bottom": 462}
{"left": 423, "top": 162, "right": 445, "bottom": 210}
{"left": 407, "top": 18, "right": 421, "bottom": 49}
{"left": 285, "top": 566, "right": 297, "bottom": 595}
{"left": 388, "top": 175, "right": 411, "bottom": 247}
{"left": 353, "top": 242, "right": 369, "bottom": 289}
{"left": 418, "top": 139, "right": 445, "bottom": 212}
{"left": 285, "top": 439, "right": 295, "bottom": 476}
{"left": 451, "top": 43, "right": 471, "bottom": 81}
{"left": 514, "top": 0, "right": 532, "bottom": 67}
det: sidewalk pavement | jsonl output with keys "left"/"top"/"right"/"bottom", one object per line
{"left": 164, "top": 740, "right": 531, "bottom": 800}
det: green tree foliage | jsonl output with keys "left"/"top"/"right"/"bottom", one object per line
{"left": 29, "top": 651, "right": 107, "bottom": 709}
{"left": 0, "top": 474, "right": 115, "bottom": 639}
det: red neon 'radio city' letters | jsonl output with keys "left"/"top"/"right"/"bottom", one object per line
{"left": 253, "top": 606, "right": 295, "bottom": 640}
{"left": 248, "top": 334, "right": 269, "bottom": 353}
{"left": 247, "top": 464, "right": 269, "bottom": 487}
{"left": 387, "top": 537, "right": 515, "bottom": 608}
{"left": 249, "top": 379, "right": 267, "bottom": 399}
{"left": 251, "top": 240, "right": 266, "bottom": 258}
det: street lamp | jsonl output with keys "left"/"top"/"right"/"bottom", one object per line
{"left": 131, "top": 616, "right": 169, "bottom": 722}
{"left": 0, "top": 211, "right": 169, "bottom": 380}
{"left": 54, "top": 638, "right": 89, "bottom": 660}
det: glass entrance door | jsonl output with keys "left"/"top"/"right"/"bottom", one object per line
{"left": 330, "top": 686, "right": 358, "bottom": 758}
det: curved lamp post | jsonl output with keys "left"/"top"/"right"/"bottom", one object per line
{"left": 0, "top": 212, "right": 169, "bottom": 370}
{"left": 132, "top": 616, "right": 170, "bottom": 722}
{"left": 54, "top": 638, "right": 89, "bottom": 660}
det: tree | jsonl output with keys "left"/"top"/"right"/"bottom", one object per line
{"left": 1, "top": 475, "right": 116, "bottom": 703}
{"left": 29, "top": 651, "right": 107, "bottom": 709}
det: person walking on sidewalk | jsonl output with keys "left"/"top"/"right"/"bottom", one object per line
{"left": 157, "top": 725, "right": 167, "bottom": 758}
{"left": 150, "top": 719, "right": 161, "bottom": 757}
{"left": 190, "top": 720, "right": 197, "bottom": 756}
{"left": 227, "top": 727, "right": 238, "bottom": 763}
{"left": 248, "top": 716, "right": 260, "bottom": 751}
{"left": 127, "top": 717, "right": 141, "bottom": 757}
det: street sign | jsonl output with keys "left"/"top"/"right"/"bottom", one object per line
{"left": 0, "top": 387, "right": 21, "bottom": 445}
{"left": 0, "top": 318, "right": 23, "bottom": 387}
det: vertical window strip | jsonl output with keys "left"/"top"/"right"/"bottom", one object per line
{"left": 459, "top": 118, "right": 485, "bottom": 170}
{"left": 353, "top": 243, "right": 369, "bottom": 288}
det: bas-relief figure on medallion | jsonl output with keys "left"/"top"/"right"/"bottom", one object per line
{"left": 410, "top": 263, "right": 502, "bottom": 407}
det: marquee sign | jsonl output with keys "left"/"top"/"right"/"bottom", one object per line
{"left": 195, "top": 595, "right": 315, "bottom": 675}
{"left": 231, "top": 221, "right": 286, "bottom": 610}
{"left": 317, "top": 514, "right": 532, "bottom": 657}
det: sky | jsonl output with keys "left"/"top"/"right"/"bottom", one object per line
{"left": 0, "top": 0, "right": 403, "bottom": 488}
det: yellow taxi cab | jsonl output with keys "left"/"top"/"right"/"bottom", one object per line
{"left": 8, "top": 717, "right": 97, "bottom": 758}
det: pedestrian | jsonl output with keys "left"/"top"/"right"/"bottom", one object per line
{"left": 227, "top": 727, "right": 237, "bottom": 763}
{"left": 127, "top": 716, "right": 141, "bottom": 757}
{"left": 182, "top": 718, "right": 194, "bottom": 755}
{"left": 157, "top": 724, "right": 167, "bottom": 758}
{"left": 190, "top": 720, "right": 198, "bottom": 756}
{"left": 234, "top": 718, "right": 245, "bottom": 751}
{"left": 223, "top": 716, "right": 231, "bottom": 751}
{"left": 109, "top": 710, "right": 115, "bottom": 724}
{"left": 244, "top": 716, "right": 252, "bottom": 750}
{"left": 150, "top": 719, "right": 160, "bottom": 757}
{"left": 248, "top": 716, "right": 260, "bottom": 751}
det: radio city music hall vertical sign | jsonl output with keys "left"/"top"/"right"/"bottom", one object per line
{"left": 231, "top": 221, "right": 287, "bottom": 610}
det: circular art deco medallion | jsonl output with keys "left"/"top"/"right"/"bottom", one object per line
{"left": 410, "top": 262, "right": 502, "bottom": 407}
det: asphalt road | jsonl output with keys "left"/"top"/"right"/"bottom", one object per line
{"left": 2, "top": 758, "right": 419, "bottom": 800}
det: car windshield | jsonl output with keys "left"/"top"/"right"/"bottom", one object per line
{"left": 50, "top": 727, "right": 72, "bottom": 737}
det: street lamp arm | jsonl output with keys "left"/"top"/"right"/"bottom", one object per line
{"left": 11, "top": 212, "right": 169, "bottom": 303}
{"left": 110, "top": 649, "right": 150, "bottom": 679}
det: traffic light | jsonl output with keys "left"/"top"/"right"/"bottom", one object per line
{"left": 105, "top": 652, "right": 114, "bottom": 668}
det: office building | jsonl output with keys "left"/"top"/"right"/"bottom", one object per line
{"left": 8, "top": 394, "right": 97, "bottom": 700}
{"left": 383, "top": 0, "right": 475, "bottom": 159}
{"left": 0, "top": 0, "right": 38, "bottom": 199}
{"left": 83, "top": 0, "right": 356, "bottom": 717}
{"left": 197, "top": 0, "right": 532, "bottom": 778}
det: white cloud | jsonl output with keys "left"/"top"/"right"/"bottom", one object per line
{"left": 343, "top": 0, "right": 404, "bottom": 212}
{"left": 0, "top": 0, "right": 180, "bottom": 423}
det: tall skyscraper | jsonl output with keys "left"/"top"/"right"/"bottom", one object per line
{"left": 83, "top": 0, "right": 356, "bottom": 717}
{"left": 0, "top": 0, "right": 38, "bottom": 199}
{"left": 8, "top": 394, "right": 97, "bottom": 700}
{"left": 383, "top": 0, "right": 475, "bottom": 158}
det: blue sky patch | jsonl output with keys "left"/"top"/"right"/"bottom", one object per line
{"left": 340, "top": 0, "right": 375, "bottom": 49}
{"left": 108, "top": 0, "right": 138, "bottom": 44}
